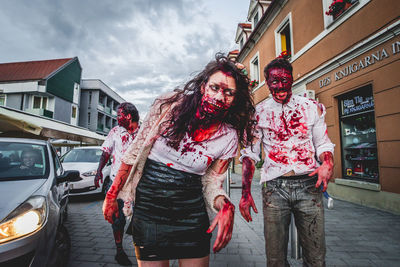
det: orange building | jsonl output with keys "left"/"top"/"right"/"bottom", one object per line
{"left": 234, "top": 0, "right": 400, "bottom": 213}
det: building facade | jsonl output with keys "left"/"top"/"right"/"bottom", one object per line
{"left": 0, "top": 57, "right": 82, "bottom": 126}
{"left": 234, "top": 0, "right": 400, "bottom": 213}
{"left": 79, "top": 79, "right": 125, "bottom": 135}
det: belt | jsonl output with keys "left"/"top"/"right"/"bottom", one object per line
{"left": 263, "top": 174, "right": 318, "bottom": 188}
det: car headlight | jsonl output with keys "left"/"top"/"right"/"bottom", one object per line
{"left": 0, "top": 196, "right": 47, "bottom": 244}
{"left": 82, "top": 170, "right": 97, "bottom": 177}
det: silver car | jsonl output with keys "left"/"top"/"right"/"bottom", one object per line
{"left": 60, "top": 146, "right": 111, "bottom": 196}
{"left": 0, "top": 138, "right": 79, "bottom": 266}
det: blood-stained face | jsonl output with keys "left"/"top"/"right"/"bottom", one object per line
{"left": 117, "top": 108, "right": 130, "bottom": 129}
{"left": 199, "top": 71, "right": 236, "bottom": 117}
{"left": 266, "top": 67, "right": 293, "bottom": 104}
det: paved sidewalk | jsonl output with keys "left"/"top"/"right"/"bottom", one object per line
{"left": 65, "top": 171, "right": 400, "bottom": 267}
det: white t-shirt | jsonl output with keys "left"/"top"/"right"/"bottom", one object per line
{"left": 240, "top": 95, "right": 335, "bottom": 183}
{"left": 101, "top": 126, "right": 136, "bottom": 180}
{"left": 148, "top": 124, "right": 238, "bottom": 175}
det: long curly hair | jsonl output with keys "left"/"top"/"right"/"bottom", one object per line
{"left": 160, "top": 53, "right": 255, "bottom": 149}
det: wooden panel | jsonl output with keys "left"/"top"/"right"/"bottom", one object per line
{"left": 372, "top": 59, "right": 400, "bottom": 93}
{"left": 380, "top": 167, "right": 400, "bottom": 194}
{"left": 374, "top": 86, "right": 400, "bottom": 117}
{"left": 375, "top": 113, "right": 400, "bottom": 141}
{"left": 378, "top": 141, "right": 400, "bottom": 168}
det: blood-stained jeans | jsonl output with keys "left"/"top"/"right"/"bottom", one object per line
{"left": 262, "top": 175, "right": 326, "bottom": 267}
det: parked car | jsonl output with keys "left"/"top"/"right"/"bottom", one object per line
{"left": 0, "top": 137, "right": 79, "bottom": 266}
{"left": 60, "top": 146, "right": 111, "bottom": 196}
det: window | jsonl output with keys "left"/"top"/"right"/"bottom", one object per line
{"left": 240, "top": 38, "right": 244, "bottom": 50}
{"left": 0, "top": 94, "right": 5, "bottom": 106}
{"left": 253, "top": 12, "right": 259, "bottom": 27}
{"left": 33, "top": 96, "right": 48, "bottom": 109}
{"left": 323, "top": 0, "right": 364, "bottom": 27}
{"left": 338, "top": 85, "right": 379, "bottom": 183}
{"left": 71, "top": 106, "right": 77, "bottom": 118}
{"left": 89, "top": 91, "right": 92, "bottom": 105}
{"left": 250, "top": 52, "right": 260, "bottom": 86}
{"left": 88, "top": 112, "right": 91, "bottom": 125}
{"left": 275, "top": 13, "right": 293, "bottom": 58}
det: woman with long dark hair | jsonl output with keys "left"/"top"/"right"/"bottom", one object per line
{"left": 102, "top": 53, "right": 255, "bottom": 267}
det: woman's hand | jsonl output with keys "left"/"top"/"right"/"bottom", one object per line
{"left": 102, "top": 162, "right": 132, "bottom": 223}
{"left": 102, "top": 195, "right": 119, "bottom": 224}
{"left": 207, "top": 196, "right": 235, "bottom": 253}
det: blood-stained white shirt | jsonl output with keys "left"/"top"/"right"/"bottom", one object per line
{"left": 148, "top": 124, "right": 238, "bottom": 175}
{"left": 101, "top": 126, "right": 137, "bottom": 180}
{"left": 240, "top": 95, "right": 335, "bottom": 183}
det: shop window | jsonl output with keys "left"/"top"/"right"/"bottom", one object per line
{"left": 338, "top": 85, "right": 379, "bottom": 182}
{"left": 275, "top": 13, "right": 292, "bottom": 59}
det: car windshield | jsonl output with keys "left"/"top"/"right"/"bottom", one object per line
{"left": 0, "top": 142, "right": 48, "bottom": 180}
{"left": 61, "top": 148, "right": 102, "bottom": 163}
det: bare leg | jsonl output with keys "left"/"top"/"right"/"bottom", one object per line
{"left": 179, "top": 255, "right": 209, "bottom": 267}
{"left": 137, "top": 260, "right": 169, "bottom": 267}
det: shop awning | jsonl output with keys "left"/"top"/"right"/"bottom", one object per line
{"left": 0, "top": 106, "right": 105, "bottom": 145}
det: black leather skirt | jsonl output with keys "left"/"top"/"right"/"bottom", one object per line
{"left": 132, "top": 159, "right": 211, "bottom": 261}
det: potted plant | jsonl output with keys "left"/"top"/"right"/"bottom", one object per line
{"left": 325, "top": 0, "right": 353, "bottom": 19}
{"left": 250, "top": 80, "right": 259, "bottom": 89}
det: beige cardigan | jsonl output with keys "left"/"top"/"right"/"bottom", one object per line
{"left": 118, "top": 92, "right": 230, "bottom": 216}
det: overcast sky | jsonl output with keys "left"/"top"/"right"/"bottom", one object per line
{"left": 0, "top": 0, "right": 250, "bottom": 118}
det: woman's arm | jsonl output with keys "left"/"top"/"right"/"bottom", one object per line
{"left": 102, "top": 162, "right": 132, "bottom": 223}
{"left": 204, "top": 159, "right": 235, "bottom": 253}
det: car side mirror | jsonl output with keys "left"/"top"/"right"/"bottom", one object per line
{"left": 57, "top": 170, "right": 81, "bottom": 183}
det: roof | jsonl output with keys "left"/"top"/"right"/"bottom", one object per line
{"left": 0, "top": 58, "right": 75, "bottom": 83}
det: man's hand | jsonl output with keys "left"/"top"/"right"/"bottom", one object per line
{"left": 102, "top": 194, "right": 118, "bottom": 224}
{"left": 239, "top": 192, "right": 258, "bottom": 222}
{"left": 207, "top": 197, "right": 235, "bottom": 253}
{"left": 309, "top": 152, "right": 334, "bottom": 192}
{"left": 95, "top": 151, "right": 111, "bottom": 188}
{"left": 94, "top": 171, "right": 103, "bottom": 188}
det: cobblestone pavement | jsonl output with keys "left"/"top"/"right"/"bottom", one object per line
{"left": 65, "top": 172, "right": 400, "bottom": 267}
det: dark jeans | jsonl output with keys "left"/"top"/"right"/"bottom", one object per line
{"left": 262, "top": 176, "right": 326, "bottom": 267}
{"left": 112, "top": 199, "right": 126, "bottom": 232}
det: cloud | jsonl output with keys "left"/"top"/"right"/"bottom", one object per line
{"left": 0, "top": 0, "right": 248, "bottom": 119}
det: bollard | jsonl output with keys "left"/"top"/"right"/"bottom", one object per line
{"left": 290, "top": 214, "right": 302, "bottom": 259}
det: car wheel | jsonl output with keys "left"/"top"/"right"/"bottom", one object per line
{"left": 102, "top": 177, "right": 111, "bottom": 196}
{"left": 63, "top": 204, "right": 68, "bottom": 222}
{"left": 48, "top": 225, "right": 71, "bottom": 267}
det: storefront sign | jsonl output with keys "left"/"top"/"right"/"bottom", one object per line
{"left": 319, "top": 40, "right": 400, "bottom": 88}
{"left": 342, "top": 94, "right": 374, "bottom": 116}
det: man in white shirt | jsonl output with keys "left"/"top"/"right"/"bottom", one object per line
{"left": 94, "top": 102, "right": 139, "bottom": 266}
{"left": 239, "top": 57, "right": 334, "bottom": 267}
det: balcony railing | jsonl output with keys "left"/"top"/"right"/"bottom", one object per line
{"left": 112, "top": 110, "right": 117, "bottom": 117}
{"left": 26, "top": 108, "right": 54, "bottom": 119}
{"left": 105, "top": 107, "right": 111, "bottom": 114}
{"left": 97, "top": 103, "right": 104, "bottom": 111}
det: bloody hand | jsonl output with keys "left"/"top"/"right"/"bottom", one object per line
{"left": 239, "top": 192, "right": 258, "bottom": 222}
{"left": 207, "top": 198, "right": 235, "bottom": 253}
{"left": 102, "top": 194, "right": 118, "bottom": 224}
{"left": 239, "top": 157, "right": 258, "bottom": 222}
{"left": 94, "top": 171, "right": 103, "bottom": 188}
{"left": 309, "top": 152, "right": 334, "bottom": 192}
{"left": 102, "top": 163, "right": 132, "bottom": 223}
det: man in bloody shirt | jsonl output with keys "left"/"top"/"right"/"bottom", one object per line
{"left": 239, "top": 56, "right": 335, "bottom": 267}
{"left": 94, "top": 102, "right": 139, "bottom": 266}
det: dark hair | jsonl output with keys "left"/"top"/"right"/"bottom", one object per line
{"left": 117, "top": 102, "right": 139, "bottom": 122}
{"left": 264, "top": 57, "right": 293, "bottom": 80}
{"left": 160, "top": 53, "right": 255, "bottom": 148}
